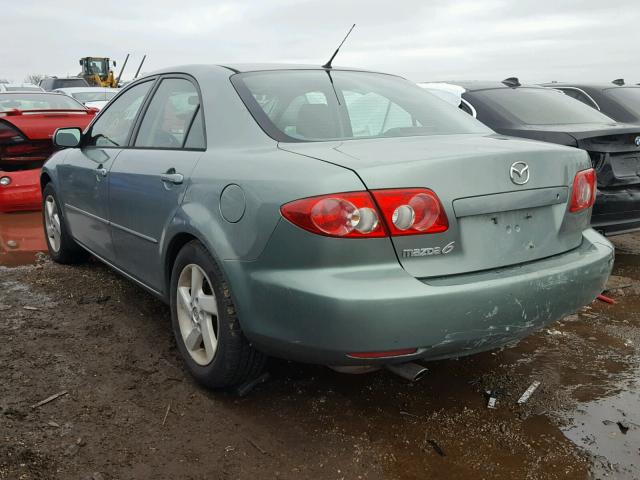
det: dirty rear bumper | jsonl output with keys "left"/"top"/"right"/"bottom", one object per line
{"left": 592, "top": 187, "right": 640, "bottom": 235}
{"left": 232, "top": 229, "right": 613, "bottom": 365}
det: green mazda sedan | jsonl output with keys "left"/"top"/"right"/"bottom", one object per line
{"left": 41, "top": 64, "right": 614, "bottom": 388}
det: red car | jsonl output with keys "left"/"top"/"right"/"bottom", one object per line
{"left": 0, "top": 92, "right": 97, "bottom": 212}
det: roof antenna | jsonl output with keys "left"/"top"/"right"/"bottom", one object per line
{"left": 612, "top": 78, "right": 625, "bottom": 86}
{"left": 322, "top": 24, "right": 356, "bottom": 69}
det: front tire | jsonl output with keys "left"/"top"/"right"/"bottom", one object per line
{"left": 42, "top": 183, "right": 88, "bottom": 264}
{"left": 170, "top": 240, "right": 266, "bottom": 389}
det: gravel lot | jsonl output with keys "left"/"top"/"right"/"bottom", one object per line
{"left": 1, "top": 220, "right": 639, "bottom": 479}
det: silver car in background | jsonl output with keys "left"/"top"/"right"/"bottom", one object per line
{"left": 54, "top": 86, "right": 119, "bottom": 110}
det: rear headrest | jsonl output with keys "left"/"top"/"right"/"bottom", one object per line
{"left": 296, "top": 103, "right": 337, "bottom": 139}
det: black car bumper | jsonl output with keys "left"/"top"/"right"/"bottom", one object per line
{"left": 592, "top": 187, "right": 640, "bottom": 236}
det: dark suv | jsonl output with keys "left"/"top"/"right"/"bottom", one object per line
{"left": 39, "top": 77, "right": 90, "bottom": 91}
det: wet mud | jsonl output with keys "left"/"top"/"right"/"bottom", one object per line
{"left": 1, "top": 212, "right": 639, "bottom": 479}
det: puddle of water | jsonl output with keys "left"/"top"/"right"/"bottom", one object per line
{"left": 557, "top": 243, "right": 640, "bottom": 478}
{"left": 0, "top": 212, "right": 47, "bottom": 267}
{"left": 561, "top": 369, "right": 640, "bottom": 479}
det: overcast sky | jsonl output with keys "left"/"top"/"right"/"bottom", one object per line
{"left": 3, "top": 0, "right": 639, "bottom": 84}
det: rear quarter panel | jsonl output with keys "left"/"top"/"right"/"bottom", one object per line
{"left": 172, "top": 146, "right": 367, "bottom": 264}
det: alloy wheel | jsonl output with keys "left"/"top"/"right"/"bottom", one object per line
{"left": 44, "top": 195, "right": 61, "bottom": 253}
{"left": 176, "top": 264, "right": 219, "bottom": 365}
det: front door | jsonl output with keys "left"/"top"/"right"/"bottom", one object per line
{"left": 59, "top": 80, "right": 154, "bottom": 261}
{"left": 108, "top": 77, "right": 206, "bottom": 292}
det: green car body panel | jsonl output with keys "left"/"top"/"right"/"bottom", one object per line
{"left": 42, "top": 64, "right": 614, "bottom": 366}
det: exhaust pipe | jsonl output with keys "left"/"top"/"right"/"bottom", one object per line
{"left": 386, "top": 362, "right": 428, "bottom": 382}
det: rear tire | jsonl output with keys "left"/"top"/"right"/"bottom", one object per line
{"left": 42, "top": 183, "right": 89, "bottom": 264}
{"left": 170, "top": 240, "right": 266, "bottom": 389}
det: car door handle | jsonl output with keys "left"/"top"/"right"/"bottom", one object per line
{"left": 160, "top": 172, "right": 184, "bottom": 185}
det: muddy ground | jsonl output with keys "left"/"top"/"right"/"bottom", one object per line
{"left": 1, "top": 212, "right": 639, "bottom": 479}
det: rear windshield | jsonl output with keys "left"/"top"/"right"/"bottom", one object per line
{"left": 71, "top": 91, "right": 118, "bottom": 103}
{"left": 603, "top": 87, "right": 640, "bottom": 117}
{"left": 470, "top": 87, "right": 615, "bottom": 125}
{"left": 0, "top": 93, "right": 86, "bottom": 112}
{"left": 232, "top": 70, "right": 490, "bottom": 142}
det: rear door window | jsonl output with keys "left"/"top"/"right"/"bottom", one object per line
{"left": 134, "top": 78, "right": 201, "bottom": 149}
{"left": 183, "top": 109, "right": 205, "bottom": 149}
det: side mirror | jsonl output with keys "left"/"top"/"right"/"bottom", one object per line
{"left": 54, "top": 128, "right": 82, "bottom": 148}
{"left": 113, "top": 60, "right": 117, "bottom": 67}
{"left": 79, "top": 59, "right": 83, "bottom": 66}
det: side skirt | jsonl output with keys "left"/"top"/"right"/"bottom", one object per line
{"left": 74, "top": 239, "right": 168, "bottom": 303}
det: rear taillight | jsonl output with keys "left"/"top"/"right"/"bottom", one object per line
{"left": 569, "top": 168, "right": 596, "bottom": 213}
{"left": 281, "top": 188, "right": 449, "bottom": 238}
{"left": 281, "top": 191, "right": 385, "bottom": 238}
{"left": 372, "top": 188, "right": 448, "bottom": 236}
{"left": 0, "top": 120, "right": 26, "bottom": 145}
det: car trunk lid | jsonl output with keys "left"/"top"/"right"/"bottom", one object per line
{"left": 0, "top": 109, "right": 95, "bottom": 140}
{"left": 0, "top": 110, "right": 94, "bottom": 169}
{"left": 575, "top": 129, "right": 640, "bottom": 188}
{"left": 280, "top": 134, "right": 591, "bottom": 278}
{"left": 499, "top": 123, "right": 640, "bottom": 188}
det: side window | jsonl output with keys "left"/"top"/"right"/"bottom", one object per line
{"left": 184, "top": 109, "right": 205, "bottom": 149}
{"left": 560, "top": 88, "right": 580, "bottom": 100}
{"left": 559, "top": 88, "right": 597, "bottom": 109}
{"left": 459, "top": 100, "right": 475, "bottom": 117}
{"left": 134, "top": 78, "right": 200, "bottom": 149}
{"left": 86, "top": 81, "right": 152, "bottom": 147}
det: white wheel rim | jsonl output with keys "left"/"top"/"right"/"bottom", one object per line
{"left": 176, "top": 264, "right": 219, "bottom": 366}
{"left": 44, "top": 195, "right": 61, "bottom": 253}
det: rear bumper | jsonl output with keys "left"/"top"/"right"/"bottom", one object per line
{"left": 232, "top": 229, "right": 613, "bottom": 365}
{"left": 0, "top": 169, "right": 42, "bottom": 213}
{"left": 592, "top": 187, "right": 640, "bottom": 235}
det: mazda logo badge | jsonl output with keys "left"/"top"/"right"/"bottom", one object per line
{"left": 635, "top": 136, "right": 640, "bottom": 147}
{"left": 510, "top": 162, "right": 530, "bottom": 185}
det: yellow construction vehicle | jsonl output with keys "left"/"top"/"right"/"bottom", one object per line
{"left": 78, "top": 57, "right": 119, "bottom": 88}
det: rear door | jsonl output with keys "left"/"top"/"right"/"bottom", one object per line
{"left": 59, "top": 80, "right": 154, "bottom": 261}
{"left": 108, "top": 76, "right": 205, "bottom": 292}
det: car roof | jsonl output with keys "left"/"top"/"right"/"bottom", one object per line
{"left": 4, "top": 83, "right": 40, "bottom": 87}
{"left": 541, "top": 82, "right": 640, "bottom": 91}
{"left": 443, "top": 81, "right": 549, "bottom": 92}
{"left": 420, "top": 80, "right": 552, "bottom": 94}
{"left": 144, "top": 63, "right": 396, "bottom": 77}
{"left": 221, "top": 63, "right": 381, "bottom": 73}
{"left": 54, "top": 87, "right": 118, "bottom": 93}
{"left": 0, "top": 91, "right": 62, "bottom": 95}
